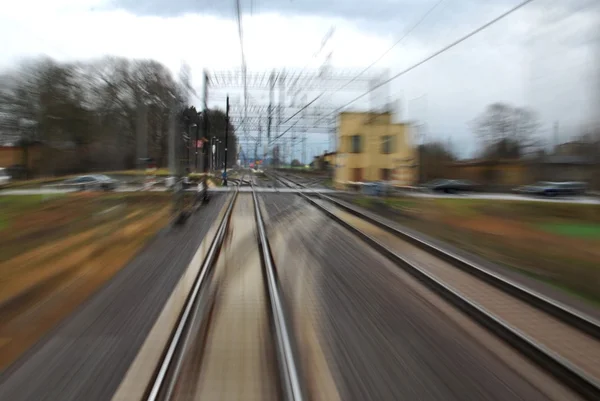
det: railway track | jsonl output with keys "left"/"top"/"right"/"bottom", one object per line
{"left": 144, "top": 180, "right": 305, "bottom": 401}
{"left": 270, "top": 171, "right": 600, "bottom": 400}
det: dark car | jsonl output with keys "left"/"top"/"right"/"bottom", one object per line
{"left": 422, "top": 179, "right": 476, "bottom": 194}
{"left": 5, "top": 164, "right": 27, "bottom": 180}
{"left": 61, "top": 175, "right": 118, "bottom": 191}
{"left": 514, "top": 181, "right": 587, "bottom": 197}
{"left": 556, "top": 181, "right": 587, "bottom": 195}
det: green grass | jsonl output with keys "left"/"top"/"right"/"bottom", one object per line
{"left": 0, "top": 194, "right": 46, "bottom": 209}
{"left": 0, "top": 195, "right": 59, "bottom": 236}
{"left": 351, "top": 195, "right": 600, "bottom": 305}
{"left": 383, "top": 198, "right": 417, "bottom": 209}
{"left": 538, "top": 223, "right": 600, "bottom": 239}
{"left": 322, "top": 178, "right": 333, "bottom": 188}
{"left": 354, "top": 197, "right": 373, "bottom": 208}
{"left": 399, "top": 216, "right": 600, "bottom": 305}
{"left": 0, "top": 192, "right": 171, "bottom": 262}
{"left": 104, "top": 169, "right": 172, "bottom": 177}
{"left": 3, "top": 177, "right": 69, "bottom": 189}
{"left": 415, "top": 197, "right": 600, "bottom": 222}
{"left": 432, "top": 198, "right": 482, "bottom": 218}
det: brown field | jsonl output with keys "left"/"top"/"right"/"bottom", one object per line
{"left": 351, "top": 196, "right": 600, "bottom": 305}
{"left": 0, "top": 193, "right": 171, "bottom": 369}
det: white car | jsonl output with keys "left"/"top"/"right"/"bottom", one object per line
{"left": 60, "top": 175, "right": 118, "bottom": 191}
{"left": 0, "top": 168, "right": 11, "bottom": 187}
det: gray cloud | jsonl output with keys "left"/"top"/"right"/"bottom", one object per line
{"left": 105, "top": 0, "right": 599, "bottom": 157}
{"left": 106, "top": 0, "right": 539, "bottom": 48}
{"left": 110, "top": 0, "right": 423, "bottom": 21}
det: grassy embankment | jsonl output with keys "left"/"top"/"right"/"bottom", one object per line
{"left": 0, "top": 192, "right": 171, "bottom": 369}
{"left": 351, "top": 196, "right": 600, "bottom": 305}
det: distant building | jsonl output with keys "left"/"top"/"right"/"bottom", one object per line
{"left": 449, "top": 159, "right": 530, "bottom": 188}
{"left": 312, "top": 151, "right": 336, "bottom": 171}
{"left": 0, "top": 144, "right": 42, "bottom": 170}
{"left": 334, "top": 111, "right": 417, "bottom": 186}
{"left": 554, "top": 141, "right": 589, "bottom": 156}
{"left": 450, "top": 155, "right": 599, "bottom": 190}
{"left": 534, "top": 155, "right": 598, "bottom": 184}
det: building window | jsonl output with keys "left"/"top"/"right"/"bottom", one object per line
{"left": 350, "top": 135, "right": 362, "bottom": 153}
{"left": 381, "top": 135, "right": 394, "bottom": 154}
{"left": 380, "top": 168, "right": 392, "bottom": 181}
{"left": 352, "top": 168, "right": 363, "bottom": 182}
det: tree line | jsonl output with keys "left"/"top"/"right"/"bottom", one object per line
{"left": 418, "top": 101, "right": 599, "bottom": 182}
{"left": 0, "top": 56, "right": 236, "bottom": 176}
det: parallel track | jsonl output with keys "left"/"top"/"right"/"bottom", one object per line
{"left": 144, "top": 179, "right": 305, "bottom": 401}
{"left": 271, "top": 170, "right": 600, "bottom": 401}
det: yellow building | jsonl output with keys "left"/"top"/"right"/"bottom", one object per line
{"left": 334, "top": 111, "right": 417, "bottom": 186}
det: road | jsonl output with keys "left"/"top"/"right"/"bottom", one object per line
{"left": 3, "top": 186, "right": 599, "bottom": 205}
{"left": 406, "top": 191, "right": 600, "bottom": 204}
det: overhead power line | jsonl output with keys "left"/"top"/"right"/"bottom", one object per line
{"left": 235, "top": 0, "right": 248, "bottom": 136}
{"left": 267, "top": 0, "right": 446, "bottom": 146}
{"left": 309, "top": 0, "right": 537, "bottom": 127}
{"left": 336, "top": 0, "right": 446, "bottom": 94}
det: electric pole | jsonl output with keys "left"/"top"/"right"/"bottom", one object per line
{"left": 302, "top": 134, "right": 307, "bottom": 165}
{"left": 278, "top": 70, "right": 285, "bottom": 167}
{"left": 195, "top": 118, "right": 200, "bottom": 170}
{"left": 202, "top": 70, "right": 210, "bottom": 196}
{"left": 168, "top": 106, "right": 176, "bottom": 175}
{"left": 255, "top": 121, "right": 261, "bottom": 165}
{"left": 136, "top": 102, "right": 148, "bottom": 170}
{"left": 223, "top": 95, "right": 230, "bottom": 186}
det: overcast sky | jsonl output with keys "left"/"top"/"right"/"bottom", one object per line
{"left": 1, "top": 0, "right": 598, "bottom": 161}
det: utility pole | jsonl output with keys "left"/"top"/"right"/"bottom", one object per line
{"left": 301, "top": 95, "right": 307, "bottom": 165}
{"left": 202, "top": 70, "right": 210, "bottom": 195}
{"left": 136, "top": 102, "right": 148, "bottom": 170}
{"left": 168, "top": 107, "right": 177, "bottom": 175}
{"left": 195, "top": 119, "right": 200, "bottom": 170}
{"left": 278, "top": 70, "right": 285, "bottom": 167}
{"left": 183, "top": 120, "right": 190, "bottom": 173}
{"left": 223, "top": 95, "right": 230, "bottom": 186}
{"left": 302, "top": 134, "right": 307, "bottom": 165}
{"left": 267, "top": 70, "right": 274, "bottom": 164}
{"left": 291, "top": 125, "right": 296, "bottom": 166}
{"left": 168, "top": 103, "right": 184, "bottom": 218}
{"left": 255, "top": 121, "right": 261, "bottom": 164}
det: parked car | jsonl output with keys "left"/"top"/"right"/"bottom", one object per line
{"left": 362, "top": 182, "right": 393, "bottom": 196}
{"left": 0, "top": 168, "right": 11, "bottom": 187}
{"left": 514, "top": 181, "right": 587, "bottom": 197}
{"left": 421, "top": 179, "right": 476, "bottom": 193}
{"left": 557, "top": 181, "right": 587, "bottom": 195}
{"left": 60, "top": 175, "right": 118, "bottom": 191}
{"left": 5, "top": 164, "right": 27, "bottom": 180}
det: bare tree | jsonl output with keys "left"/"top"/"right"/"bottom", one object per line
{"left": 472, "top": 102, "right": 540, "bottom": 158}
{"left": 418, "top": 141, "right": 456, "bottom": 182}
{"left": 0, "top": 56, "right": 235, "bottom": 176}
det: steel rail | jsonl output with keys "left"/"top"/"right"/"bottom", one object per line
{"left": 277, "top": 172, "right": 600, "bottom": 339}
{"left": 269, "top": 171, "right": 600, "bottom": 401}
{"left": 145, "top": 188, "right": 239, "bottom": 401}
{"left": 251, "top": 183, "right": 306, "bottom": 401}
